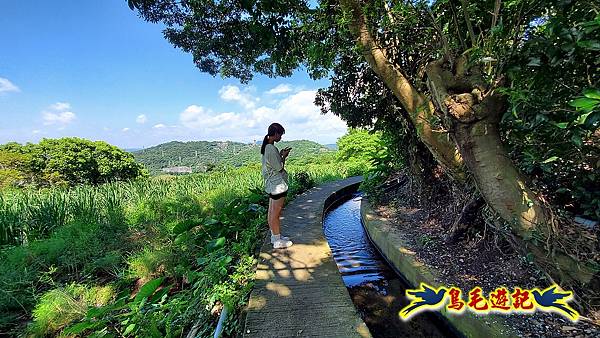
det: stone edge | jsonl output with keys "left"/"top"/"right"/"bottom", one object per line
{"left": 360, "top": 197, "right": 520, "bottom": 338}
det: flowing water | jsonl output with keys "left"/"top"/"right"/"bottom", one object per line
{"left": 323, "top": 191, "right": 460, "bottom": 338}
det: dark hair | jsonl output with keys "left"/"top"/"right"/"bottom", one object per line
{"left": 260, "top": 123, "right": 285, "bottom": 155}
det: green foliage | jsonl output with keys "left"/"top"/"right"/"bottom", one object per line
{"left": 29, "top": 284, "right": 115, "bottom": 336}
{"left": 128, "top": 0, "right": 313, "bottom": 83}
{"left": 127, "top": 248, "right": 173, "bottom": 281}
{"left": 337, "top": 128, "right": 391, "bottom": 180}
{"left": 0, "top": 150, "right": 30, "bottom": 188}
{"left": 61, "top": 278, "right": 172, "bottom": 337}
{"left": 499, "top": 3, "right": 599, "bottom": 220}
{"left": 0, "top": 138, "right": 147, "bottom": 188}
{"left": 0, "top": 219, "right": 129, "bottom": 331}
{"left": 359, "top": 136, "right": 398, "bottom": 198}
{"left": 337, "top": 128, "right": 384, "bottom": 164}
{"left": 292, "top": 171, "right": 315, "bottom": 194}
{"left": 0, "top": 155, "right": 354, "bottom": 336}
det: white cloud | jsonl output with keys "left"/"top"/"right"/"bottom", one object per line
{"left": 179, "top": 105, "right": 245, "bottom": 130}
{"left": 32, "top": 130, "right": 41, "bottom": 134}
{"left": 269, "top": 90, "right": 348, "bottom": 141}
{"left": 0, "top": 77, "right": 20, "bottom": 93}
{"left": 136, "top": 114, "right": 147, "bottom": 124}
{"left": 277, "top": 91, "right": 320, "bottom": 123}
{"left": 266, "top": 84, "right": 292, "bottom": 95}
{"left": 218, "top": 85, "right": 259, "bottom": 109}
{"left": 42, "top": 111, "right": 76, "bottom": 126}
{"left": 41, "top": 102, "right": 76, "bottom": 127}
{"left": 180, "top": 105, "right": 208, "bottom": 129}
{"left": 153, "top": 123, "right": 166, "bottom": 129}
{"left": 175, "top": 89, "right": 347, "bottom": 144}
{"left": 122, "top": 127, "right": 130, "bottom": 132}
{"left": 50, "top": 102, "right": 71, "bottom": 111}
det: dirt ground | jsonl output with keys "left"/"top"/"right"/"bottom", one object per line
{"left": 368, "top": 172, "right": 600, "bottom": 338}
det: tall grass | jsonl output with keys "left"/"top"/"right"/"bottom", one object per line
{"left": 0, "top": 163, "right": 352, "bottom": 246}
{"left": 0, "top": 160, "right": 356, "bottom": 336}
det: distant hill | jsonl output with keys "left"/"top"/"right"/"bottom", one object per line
{"left": 324, "top": 144, "right": 338, "bottom": 150}
{"left": 132, "top": 140, "right": 333, "bottom": 175}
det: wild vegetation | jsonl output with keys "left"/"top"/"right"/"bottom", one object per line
{"left": 0, "top": 138, "right": 146, "bottom": 189}
{"left": 0, "top": 133, "right": 380, "bottom": 336}
{"left": 127, "top": 0, "right": 599, "bottom": 314}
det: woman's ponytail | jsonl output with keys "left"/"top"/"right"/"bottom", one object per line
{"left": 260, "top": 123, "right": 285, "bottom": 155}
{"left": 260, "top": 134, "right": 269, "bottom": 155}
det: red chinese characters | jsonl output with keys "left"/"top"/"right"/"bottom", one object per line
{"left": 467, "top": 287, "right": 489, "bottom": 311}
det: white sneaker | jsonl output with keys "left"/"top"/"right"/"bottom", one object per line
{"left": 271, "top": 235, "right": 290, "bottom": 244}
{"left": 272, "top": 238, "right": 293, "bottom": 249}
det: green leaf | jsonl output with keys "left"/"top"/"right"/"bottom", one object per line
{"left": 220, "top": 255, "right": 233, "bottom": 265}
{"left": 149, "top": 286, "right": 171, "bottom": 304}
{"left": 172, "top": 219, "right": 199, "bottom": 235}
{"left": 64, "top": 321, "right": 103, "bottom": 335}
{"left": 569, "top": 97, "right": 599, "bottom": 109}
{"left": 584, "top": 111, "right": 600, "bottom": 127}
{"left": 571, "top": 134, "right": 583, "bottom": 147}
{"left": 555, "top": 122, "right": 569, "bottom": 129}
{"left": 174, "top": 232, "right": 190, "bottom": 245}
{"left": 576, "top": 111, "right": 593, "bottom": 125}
{"left": 149, "top": 323, "right": 162, "bottom": 337}
{"left": 123, "top": 323, "right": 136, "bottom": 336}
{"left": 526, "top": 57, "right": 541, "bottom": 66}
{"left": 204, "top": 218, "right": 220, "bottom": 226}
{"left": 583, "top": 88, "right": 600, "bottom": 100}
{"left": 542, "top": 156, "right": 559, "bottom": 163}
{"left": 134, "top": 277, "right": 164, "bottom": 303}
{"left": 207, "top": 237, "right": 226, "bottom": 252}
{"left": 577, "top": 40, "right": 600, "bottom": 50}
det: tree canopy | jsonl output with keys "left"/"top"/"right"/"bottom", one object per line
{"left": 127, "top": 0, "right": 599, "bottom": 292}
{"left": 0, "top": 138, "right": 147, "bottom": 188}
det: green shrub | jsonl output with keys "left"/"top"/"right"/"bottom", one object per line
{"left": 292, "top": 171, "right": 315, "bottom": 194}
{"left": 127, "top": 247, "right": 173, "bottom": 281}
{"left": 29, "top": 284, "right": 115, "bottom": 336}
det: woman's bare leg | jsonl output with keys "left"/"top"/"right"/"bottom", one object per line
{"left": 271, "top": 197, "right": 285, "bottom": 236}
{"left": 268, "top": 197, "right": 279, "bottom": 236}
{"left": 268, "top": 198, "right": 273, "bottom": 229}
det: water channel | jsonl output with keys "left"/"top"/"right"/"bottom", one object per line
{"left": 322, "top": 191, "right": 461, "bottom": 338}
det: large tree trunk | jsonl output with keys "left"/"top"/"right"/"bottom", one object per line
{"left": 339, "top": 0, "right": 598, "bottom": 284}
{"left": 338, "top": 0, "right": 464, "bottom": 181}
{"left": 425, "top": 59, "right": 549, "bottom": 238}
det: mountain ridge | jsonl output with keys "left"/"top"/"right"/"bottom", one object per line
{"left": 132, "top": 139, "right": 334, "bottom": 175}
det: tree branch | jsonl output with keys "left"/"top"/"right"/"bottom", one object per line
{"left": 459, "top": 0, "right": 477, "bottom": 47}
{"left": 339, "top": 0, "right": 465, "bottom": 178}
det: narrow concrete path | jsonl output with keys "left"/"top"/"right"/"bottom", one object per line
{"left": 243, "top": 176, "right": 372, "bottom": 338}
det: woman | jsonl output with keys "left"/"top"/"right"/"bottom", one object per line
{"left": 261, "top": 123, "right": 293, "bottom": 249}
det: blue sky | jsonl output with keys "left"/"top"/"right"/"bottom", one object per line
{"left": 0, "top": 1, "right": 347, "bottom": 149}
